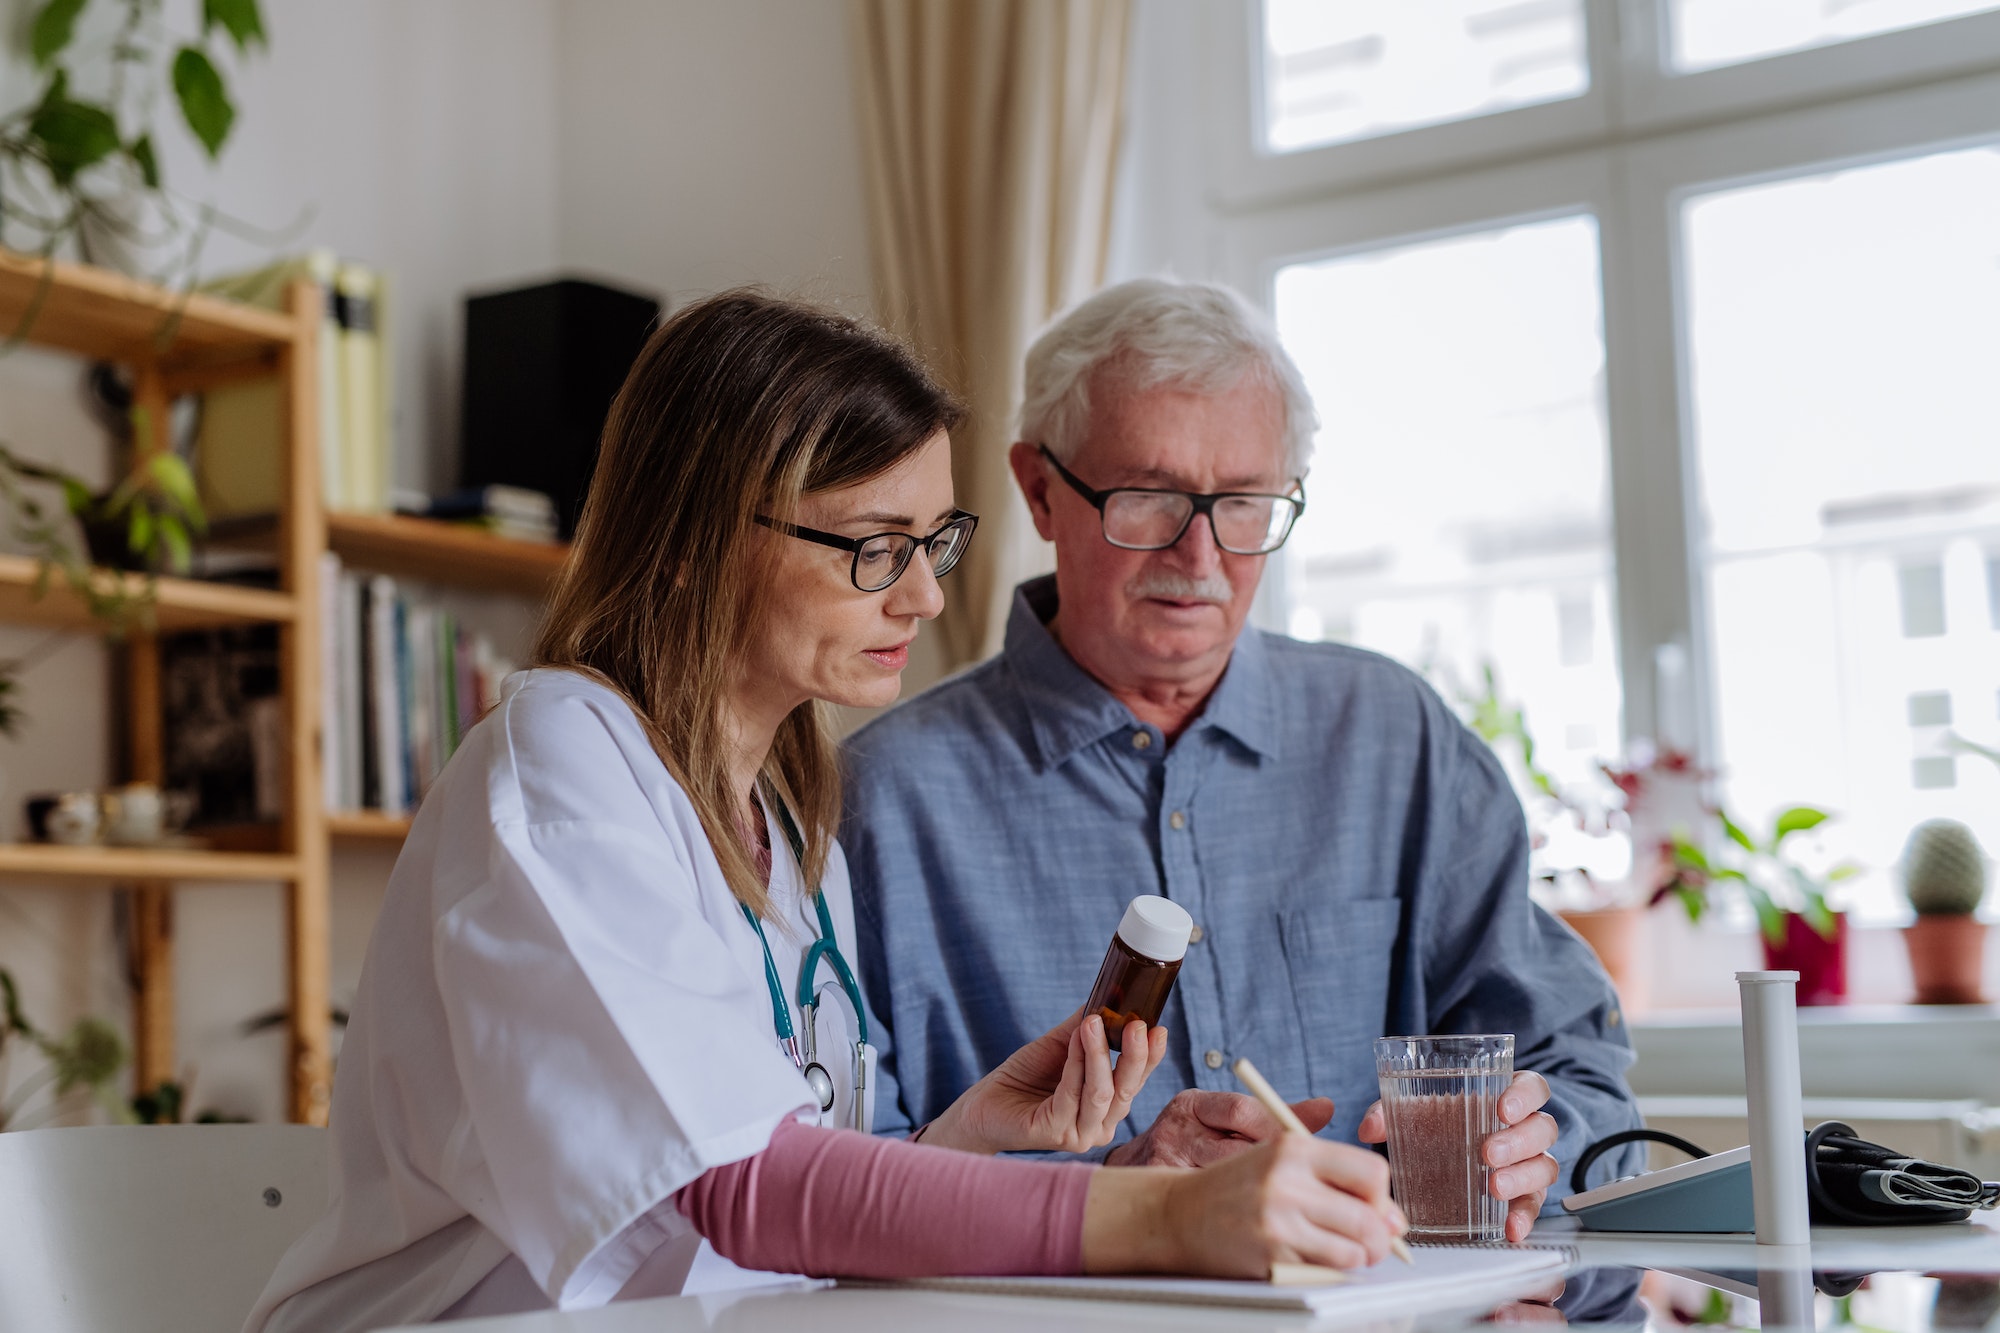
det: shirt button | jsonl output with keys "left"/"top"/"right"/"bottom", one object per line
{"left": 1131, "top": 731, "right": 1152, "bottom": 750}
{"left": 1204, "top": 1048, "right": 1225, "bottom": 1070}
{"left": 1188, "top": 924, "right": 1205, "bottom": 944}
{"left": 1168, "top": 810, "right": 1187, "bottom": 831}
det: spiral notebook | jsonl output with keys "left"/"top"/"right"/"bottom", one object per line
{"left": 865, "top": 1242, "right": 1572, "bottom": 1315}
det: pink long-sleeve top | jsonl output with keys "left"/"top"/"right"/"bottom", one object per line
{"left": 675, "top": 1118, "right": 1095, "bottom": 1277}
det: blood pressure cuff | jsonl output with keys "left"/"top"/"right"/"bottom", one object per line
{"left": 1574, "top": 1122, "right": 2000, "bottom": 1227}
{"left": 1805, "top": 1121, "right": 2000, "bottom": 1225}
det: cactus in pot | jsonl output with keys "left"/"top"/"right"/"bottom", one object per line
{"left": 1900, "top": 820, "right": 1989, "bottom": 1005}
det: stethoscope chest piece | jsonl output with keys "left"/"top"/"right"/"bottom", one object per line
{"left": 799, "top": 1001, "right": 837, "bottom": 1113}
{"left": 803, "top": 1062, "right": 836, "bottom": 1113}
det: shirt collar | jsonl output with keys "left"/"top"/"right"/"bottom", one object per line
{"left": 1001, "top": 575, "right": 1282, "bottom": 769}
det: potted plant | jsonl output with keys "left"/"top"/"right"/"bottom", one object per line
{"left": 2, "top": 0, "right": 266, "bottom": 285}
{"left": 1899, "top": 819, "right": 1989, "bottom": 1005}
{"left": 1658, "top": 806, "right": 1860, "bottom": 1006}
{"left": 1447, "top": 665, "right": 1693, "bottom": 1005}
{"left": 0, "top": 434, "right": 205, "bottom": 603}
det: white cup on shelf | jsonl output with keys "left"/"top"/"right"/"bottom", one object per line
{"left": 103, "top": 782, "right": 166, "bottom": 846}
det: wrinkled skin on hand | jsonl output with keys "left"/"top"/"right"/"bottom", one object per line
{"left": 1105, "top": 1088, "right": 1335, "bottom": 1167}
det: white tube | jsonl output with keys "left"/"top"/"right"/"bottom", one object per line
{"left": 1738, "top": 970, "right": 1811, "bottom": 1247}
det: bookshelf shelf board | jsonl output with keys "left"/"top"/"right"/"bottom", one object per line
{"left": 0, "top": 843, "right": 300, "bottom": 882}
{"left": 0, "top": 554, "right": 295, "bottom": 632}
{"left": 328, "top": 810, "right": 412, "bottom": 842}
{"left": 326, "top": 512, "right": 568, "bottom": 594}
{"left": 0, "top": 247, "right": 295, "bottom": 372}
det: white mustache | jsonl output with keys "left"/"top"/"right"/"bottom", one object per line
{"left": 1127, "top": 568, "right": 1233, "bottom": 605}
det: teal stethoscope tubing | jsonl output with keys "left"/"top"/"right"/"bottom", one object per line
{"left": 739, "top": 889, "right": 868, "bottom": 1047}
{"left": 739, "top": 792, "right": 870, "bottom": 1127}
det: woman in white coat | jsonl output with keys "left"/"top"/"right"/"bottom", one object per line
{"left": 245, "top": 292, "right": 1405, "bottom": 1331}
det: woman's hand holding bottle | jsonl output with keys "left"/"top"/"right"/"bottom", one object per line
{"left": 915, "top": 1007, "right": 1168, "bottom": 1155}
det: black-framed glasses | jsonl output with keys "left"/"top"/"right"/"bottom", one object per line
{"left": 1038, "top": 445, "right": 1305, "bottom": 555}
{"left": 756, "top": 509, "right": 978, "bottom": 592}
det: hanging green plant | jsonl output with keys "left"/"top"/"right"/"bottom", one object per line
{"left": 0, "top": 414, "right": 206, "bottom": 741}
{"left": 0, "top": 1, "right": 241, "bottom": 730}
{"left": 0, "top": 433, "right": 205, "bottom": 622}
{"left": 0, "top": 966, "right": 130, "bottom": 1130}
{"left": 2, "top": 0, "right": 267, "bottom": 306}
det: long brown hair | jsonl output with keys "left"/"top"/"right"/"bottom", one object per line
{"left": 534, "top": 290, "right": 963, "bottom": 917}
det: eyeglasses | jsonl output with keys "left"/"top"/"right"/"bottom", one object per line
{"left": 756, "top": 509, "right": 978, "bottom": 592}
{"left": 1037, "top": 445, "right": 1305, "bottom": 555}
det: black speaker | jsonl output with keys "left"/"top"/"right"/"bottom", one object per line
{"left": 459, "top": 278, "right": 661, "bottom": 539}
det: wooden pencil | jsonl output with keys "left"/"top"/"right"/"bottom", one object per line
{"left": 1231, "top": 1055, "right": 1417, "bottom": 1267}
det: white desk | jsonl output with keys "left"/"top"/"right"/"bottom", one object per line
{"left": 391, "top": 1215, "right": 2000, "bottom": 1333}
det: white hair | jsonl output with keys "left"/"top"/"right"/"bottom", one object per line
{"left": 1019, "top": 277, "right": 1318, "bottom": 480}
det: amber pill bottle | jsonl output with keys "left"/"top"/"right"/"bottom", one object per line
{"left": 1084, "top": 895, "right": 1194, "bottom": 1052}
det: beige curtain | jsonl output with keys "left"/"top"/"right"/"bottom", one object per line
{"left": 851, "top": 0, "right": 1132, "bottom": 667}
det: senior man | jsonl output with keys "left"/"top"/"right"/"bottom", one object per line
{"left": 842, "top": 277, "right": 1642, "bottom": 1238}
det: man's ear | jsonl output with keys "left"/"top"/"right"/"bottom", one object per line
{"left": 1008, "top": 441, "right": 1058, "bottom": 542}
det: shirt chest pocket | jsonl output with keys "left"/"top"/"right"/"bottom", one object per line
{"left": 1276, "top": 898, "right": 1403, "bottom": 1103}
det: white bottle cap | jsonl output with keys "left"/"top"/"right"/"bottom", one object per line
{"left": 1116, "top": 895, "right": 1194, "bottom": 963}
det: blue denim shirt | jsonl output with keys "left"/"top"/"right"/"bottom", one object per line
{"left": 842, "top": 576, "right": 1642, "bottom": 1192}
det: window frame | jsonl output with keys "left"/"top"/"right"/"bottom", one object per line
{"left": 1210, "top": 0, "right": 2000, "bottom": 207}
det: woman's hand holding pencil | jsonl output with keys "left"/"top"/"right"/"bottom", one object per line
{"left": 1080, "top": 1055, "right": 1410, "bottom": 1280}
{"left": 1081, "top": 1114, "right": 1411, "bottom": 1278}
{"left": 1232, "top": 1056, "right": 1415, "bottom": 1271}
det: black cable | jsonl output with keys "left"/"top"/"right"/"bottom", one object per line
{"left": 1802, "top": 1120, "right": 1875, "bottom": 1226}
{"left": 1571, "top": 1128, "right": 1713, "bottom": 1195}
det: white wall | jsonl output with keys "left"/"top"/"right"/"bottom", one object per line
{"left": 0, "top": 1, "right": 877, "bottom": 1124}
{"left": 553, "top": 0, "right": 946, "bottom": 702}
{"left": 554, "top": 0, "right": 874, "bottom": 313}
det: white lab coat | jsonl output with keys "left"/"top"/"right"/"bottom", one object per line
{"left": 244, "top": 668, "right": 875, "bottom": 1332}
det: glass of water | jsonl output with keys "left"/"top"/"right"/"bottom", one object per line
{"left": 1373, "top": 1034, "right": 1515, "bottom": 1242}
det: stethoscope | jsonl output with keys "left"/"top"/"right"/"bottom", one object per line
{"left": 739, "top": 792, "right": 871, "bottom": 1131}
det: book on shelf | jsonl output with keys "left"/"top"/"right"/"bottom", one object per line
{"left": 194, "top": 250, "right": 393, "bottom": 518}
{"left": 321, "top": 554, "right": 513, "bottom": 816}
{"left": 392, "top": 484, "right": 561, "bottom": 544}
{"left": 336, "top": 264, "right": 391, "bottom": 516}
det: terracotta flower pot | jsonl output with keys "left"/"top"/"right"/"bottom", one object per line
{"left": 1558, "top": 906, "right": 1644, "bottom": 1010}
{"left": 1903, "top": 915, "right": 1989, "bottom": 1005}
{"left": 1762, "top": 913, "right": 1847, "bottom": 1006}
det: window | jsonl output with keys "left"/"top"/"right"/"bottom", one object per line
{"left": 1272, "top": 214, "right": 1618, "bottom": 794}
{"left": 1260, "top": 0, "right": 1588, "bottom": 153}
{"left": 1118, "top": 0, "right": 2000, "bottom": 956}
{"left": 1683, "top": 147, "right": 2000, "bottom": 917}
{"left": 1669, "top": 0, "right": 2000, "bottom": 72}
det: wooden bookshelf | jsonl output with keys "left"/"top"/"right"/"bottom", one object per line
{"left": 326, "top": 512, "right": 567, "bottom": 594}
{"left": 0, "top": 843, "right": 299, "bottom": 882}
{"left": 0, "top": 248, "right": 293, "bottom": 377}
{"left": 0, "top": 554, "right": 294, "bottom": 632}
{"left": 163, "top": 814, "right": 410, "bottom": 849}
{"left": 0, "top": 247, "right": 332, "bottom": 1123}
{"left": 2, "top": 250, "right": 565, "bottom": 1123}
{"left": 327, "top": 810, "right": 412, "bottom": 842}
